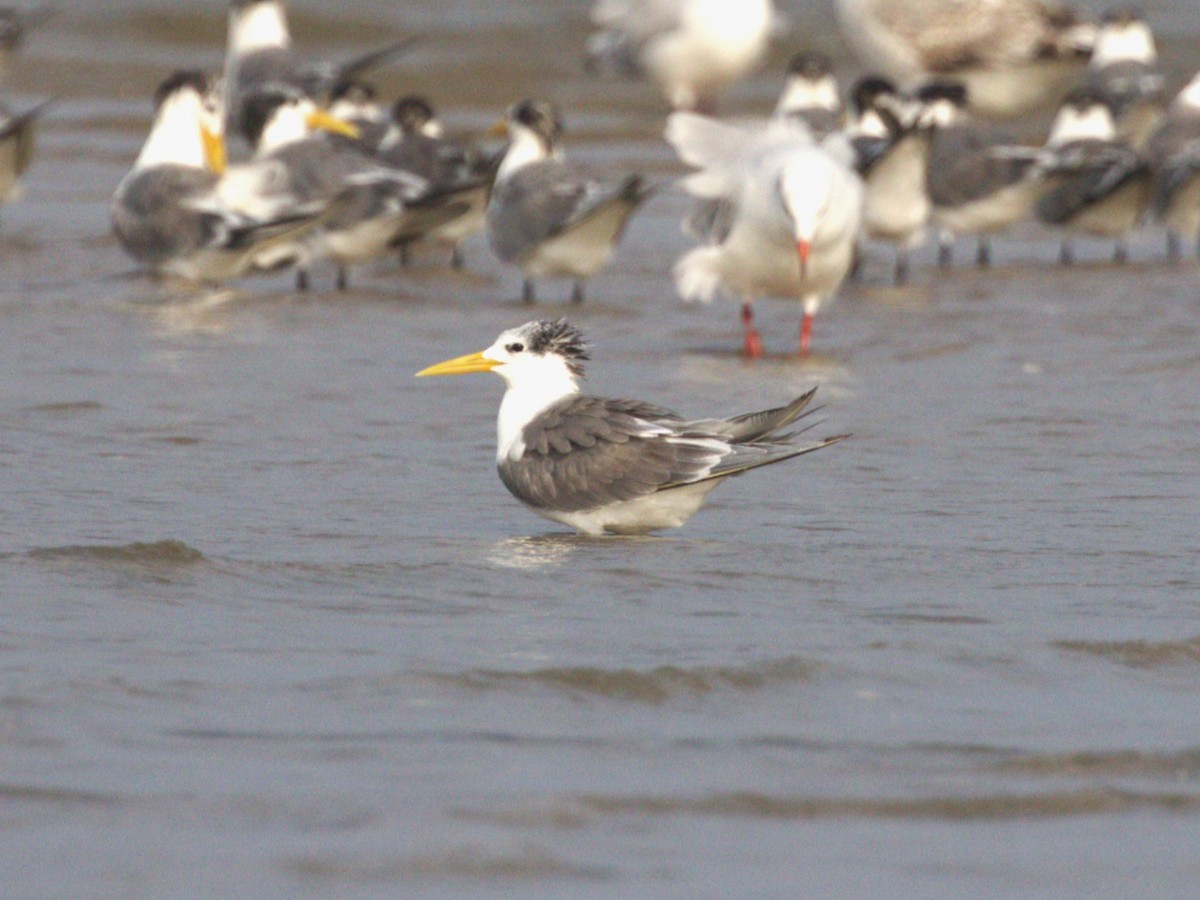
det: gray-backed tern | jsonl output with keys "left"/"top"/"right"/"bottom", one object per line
{"left": 417, "top": 319, "right": 844, "bottom": 535}
{"left": 487, "top": 99, "right": 653, "bottom": 304}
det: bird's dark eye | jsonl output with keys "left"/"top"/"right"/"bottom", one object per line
{"left": 505, "top": 342, "right": 525, "bottom": 353}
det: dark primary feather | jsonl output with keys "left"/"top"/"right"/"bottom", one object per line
{"left": 1037, "top": 139, "right": 1147, "bottom": 224}
{"left": 1086, "top": 61, "right": 1164, "bottom": 117}
{"left": 111, "top": 165, "right": 222, "bottom": 264}
{"left": 928, "top": 123, "right": 1042, "bottom": 207}
{"left": 488, "top": 160, "right": 649, "bottom": 263}
{"left": 498, "top": 391, "right": 841, "bottom": 513}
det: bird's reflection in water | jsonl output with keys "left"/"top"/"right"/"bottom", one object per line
{"left": 486, "top": 532, "right": 663, "bottom": 570}
{"left": 486, "top": 534, "right": 584, "bottom": 571}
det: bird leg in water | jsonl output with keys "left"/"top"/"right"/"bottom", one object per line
{"left": 938, "top": 232, "right": 954, "bottom": 268}
{"left": 799, "top": 295, "right": 819, "bottom": 355}
{"left": 1059, "top": 239, "right": 1074, "bottom": 266}
{"left": 740, "top": 299, "right": 762, "bottom": 359}
{"left": 522, "top": 279, "right": 536, "bottom": 304}
{"left": 296, "top": 268, "right": 310, "bottom": 292}
{"left": 1166, "top": 232, "right": 1180, "bottom": 262}
{"left": 571, "top": 281, "right": 585, "bottom": 305}
{"left": 894, "top": 249, "right": 909, "bottom": 286}
{"left": 975, "top": 236, "right": 991, "bottom": 268}
{"left": 1113, "top": 239, "right": 1128, "bottom": 265}
{"left": 398, "top": 242, "right": 411, "bottom": 268}
{"left": 336, "top": 264, "right": 349, "bottom": 291}
{"left": 450, "top": 245, "right": 464, "bottom": 270}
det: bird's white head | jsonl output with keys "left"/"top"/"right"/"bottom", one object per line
{"left": 777, "top": 157, "right": 833, "bottom": 280}
{"left": 418, "top": 321, "right": 588, "bottom": 461}
{"left": 1178, "top": 71, "right": 1200, "bottom": 109}
{"left": 228, "top": 0, "right": 290, "bottom": 55}
{"left": 328, "top": 80, "right": 384, "bottom": 124}
{"left": 136, "top": 70, "right": 226, "bottom": 173}
{"left": 1048, "top": 89, "right": 1116, "bottom": 145}
{"left": 495, "top": 99, "right": 564, "bottom": 182}
{"left": 914, "top": 81, "right": 969, "bottom": 129}
{"left": 776, "top": 51, "right": 841, "bottom": 117}
{"left": 1092, "top": 9, "right": 1157, "bottom": 67}
{"left": 239, "top": 87, "right": 360, "bottom": 153}
{"left": 418, "top": 319, "right": 588, "bottom": 389}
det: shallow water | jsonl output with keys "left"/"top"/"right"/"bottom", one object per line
{"left": 3, "top": 1, "right": 1200, "bottom": 897}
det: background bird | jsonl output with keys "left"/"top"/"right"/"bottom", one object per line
{"left": 585, "top": 0, "right": 775, "bottom": 113}
{"left": 921, "top": 81, "right": 1050, "bottom": 267}
{"left": 417, "top": 319, "right": 845, "bottom": 535}
{"left": 667, "top": 112, "right": 863, "bottom": 357}
{"left": 1036, "top": 87, "right": 1150, "bottom": 264}
{"left": 111, "top": 70, "right": 323, "bottom": 283}
{"left": 487, "top": 98, "right": 653, "bottom": 304}
{"left": 835, "top": 0, "right": 1095, "bottom": 119}
{"left": 1146, "top": 71, "right": 1200, "bottom": 260}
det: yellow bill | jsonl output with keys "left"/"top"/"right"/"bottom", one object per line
{"left": 201, "top": 124, "right": 226, "bottom": 175}
{"left": 416, "top": 350, "right": 500, "bottom": 377}
{"left": 306, "top": 109, "right": 361, "bottom": 139}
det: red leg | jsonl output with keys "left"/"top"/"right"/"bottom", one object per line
{"left": 799, "top": 310, "right": 814, "bottom": 355}
{"left": 741, "top": 301, "right": 762, "bottom": 359}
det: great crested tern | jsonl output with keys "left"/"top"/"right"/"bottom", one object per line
{"left": 487, "top": 99, "right": 653, "bottom": 304}
{"left": 111, "top": 71, "right": 323, "bottom": 283}
{"left": 667, "top": 111, "right": 863, "bottom": 357}
{"left": 1036, "top": 88, "right": 1149, "bottom": 264}
{"left": 0, "top": 97, "right": 47, "bottom": 207}
{"left": 326, "top": 79, "right": 390, "bottom": 154}
{"left": 417, "top": 319, "right": 844, "bottom": 535}
{"left": 585, "top": 0, "right": 775, "bottom": 113}
{"left": 379, "top": 95, "right": 498, "bottom": 270}
{"left": 846, "top": 76, "right": 933, "bottom": 284}
{"left": 920, "top": 81, "right": 1048, "bottom": 267}
{"left": 774, "top": 51, "right": 843, "bottom": 139}
{"left": 835, "top": 0, "right": 1094, "bottom": 119}
{"left": 217, "top": 86, "right": 444, "bottom": 290}
{"left": 222, "top": 0, "right": 416, "bottom": 145}
{"left": 1145, "top": 72, "right": 1200, "bottom": 261}
{"left": 1084, "top": 7, "right": 1163, "bottom": 151}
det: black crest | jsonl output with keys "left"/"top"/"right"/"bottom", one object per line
{"left": 786, "top": 51, "right": 833, "bottom": 80}
{"left": 850, "top": 76, "right": 898, "bottom": 115}
{"left": 239, "top": 86, "right": 298, "bottom": 147}
{"left": 154, "top": 70, "right": 210, "bottom": 110}
{"left": 508, "top": 98, "right": 563, "bottom": 148}
{"left": 392, "top": 94, "right": 436, "bottom": 132}
{"left": 916, "top": 80, "right": 969, "bottom": 107}
{"left": 329, "top": 79, "right": 377, "bottom": 105}
{"left": 527, "top": 320, "right": 589, "bottom": 375}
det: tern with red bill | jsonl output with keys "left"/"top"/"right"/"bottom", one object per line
{"left": 667, "top": 112, "right": 863, "bottom": 357}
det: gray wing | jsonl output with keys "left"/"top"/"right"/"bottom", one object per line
{"left": 498, "top": 396, "right": 728, "bottom": 512}
{"left": 489, "top": 161, "right": 649, "bottom": 262}
{"left": 1146, "top": 110, "right": 1200, "bottom": 215}
{"left": 498, "top": 392, "right": 843, "bottom": 513}
{"left": 1086, "top": 62, "right": 1164, "bottom": 118}
{"left": 1037, "top": 139, "right": 1147, "bottom": 224}
{"left": 685, "top": 388, "right": 820, "bottom": 443}
{"left": 271, "top": 139, "right": 426, "bottom": 227}
{"left": 111, "top": 165, "right": 223, "bottom": 265}
{"left": 928, "top": 123, "right": 1041, "bottom": 206}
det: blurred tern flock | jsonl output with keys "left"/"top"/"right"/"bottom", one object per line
{"left": 4, "top": 0, "right": 1200, "bottom": 897}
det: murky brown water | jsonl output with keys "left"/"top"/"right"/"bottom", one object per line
{"left": 3, "top": 1, "right": 1200, "bottom": 896}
